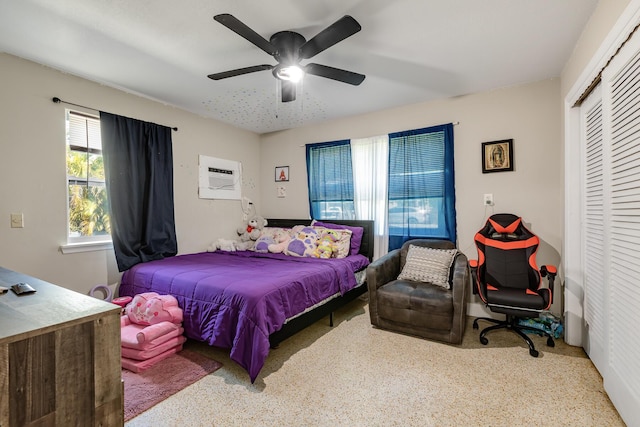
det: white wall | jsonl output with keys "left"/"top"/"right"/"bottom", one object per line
{"left": 561, "top": 0, "right": 631, "bottom": 99}
{"left": 0, "top": 54, "right": 566, "bottom": 317}
{"left": 259, "top": 79, "right": 563, "bottom": 316}
{"left": 0, "top": 53, "right": 260, "bottom": 294}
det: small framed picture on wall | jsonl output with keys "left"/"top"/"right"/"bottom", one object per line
{"left": 275, "top": 166, "right": 289, "bottom": 182}
{"left": 482, "top": 139, "right": 514, "bottom": 173}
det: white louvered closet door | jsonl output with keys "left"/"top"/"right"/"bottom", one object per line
{"left": 581, "top": 86, "right": 607, "bottom": 374}
{"left": 597, "top": 28, "right": 640, "bottom": 425}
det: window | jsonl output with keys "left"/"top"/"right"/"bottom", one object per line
{"left": 306, "top": 140, "right": 355, "bottom": 220}
{"left": 306, "top": 123, "right": 456, "bottom": 254}
{"left": 66, "top": 110, "right": 111, "bottom": 244}
{"left": 387, "top": 124, "right": 456, "bottom": 249}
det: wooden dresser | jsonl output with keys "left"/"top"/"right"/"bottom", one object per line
{"left": 0, "top": 267, "right": 123, "bottom": 426}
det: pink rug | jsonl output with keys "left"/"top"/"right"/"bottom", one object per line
{"left": 122, "top": 348, "right": 223, "bottom": 421}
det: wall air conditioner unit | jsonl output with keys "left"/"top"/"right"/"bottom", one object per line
{"left": 198, "top": 155, "right": 242, "bottom": 200}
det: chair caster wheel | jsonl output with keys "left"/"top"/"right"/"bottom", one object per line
{"left": 529, "top": 349, "right": 539, "bottom": 357}
{"left": 480, "top": 336, "right": 488, "bottom": 345}
{"left": 547, "top": 337, "right": 555, "bottom": 347}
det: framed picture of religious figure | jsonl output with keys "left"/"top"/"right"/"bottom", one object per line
{"left": 275, "top": 166, "right": 289, "bottom": 182}
{"left": 482, "top": 139, "right": 514, "bottom": 173}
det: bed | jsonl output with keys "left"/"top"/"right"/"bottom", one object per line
{"left": 118, "top": 218, "right": 374, "bottom": 382}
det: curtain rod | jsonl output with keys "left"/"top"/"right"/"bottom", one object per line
{"left": 52, "top": 97, "right": 178, "bottom": 131}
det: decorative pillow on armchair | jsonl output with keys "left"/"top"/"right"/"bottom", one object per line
{"left": 397, "top": 245, "right": 458, "bottom": 288}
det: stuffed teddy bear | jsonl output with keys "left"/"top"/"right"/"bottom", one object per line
{"left": 236, "top": 215, "right": 268, "bottom": 250}
{"left": 315, "top": 229, "right": 340, "bottom": 258}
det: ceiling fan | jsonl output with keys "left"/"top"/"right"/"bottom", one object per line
{"left": 207, "top": 14, "right": 366, "bottom": 102}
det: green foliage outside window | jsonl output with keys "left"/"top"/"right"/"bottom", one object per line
{"left": 67, "top": 147, "right": 111, "bottom": 237}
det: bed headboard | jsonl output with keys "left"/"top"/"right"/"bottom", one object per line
{"left": 265, "top": 218, "right": 375, "bottom": 261}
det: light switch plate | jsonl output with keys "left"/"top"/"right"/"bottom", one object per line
{"left": 10, "top": 213, "right": 24, "bottom": 228}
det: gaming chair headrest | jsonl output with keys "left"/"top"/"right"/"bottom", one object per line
{"left": 477, "top": 213, "right": 536, "bottom": 242}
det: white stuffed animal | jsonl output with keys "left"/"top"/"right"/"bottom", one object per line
{"left": 207, "top": 238, "right": 237, "bottom": 252}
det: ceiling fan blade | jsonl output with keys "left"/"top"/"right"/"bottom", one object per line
{"left": 298, "top": 15, "right": 361, "bottom": 60}
{"left": 304, "top": 63, "right": 365, "bottom": 85}
{"left": 208, "top": 64, "right": 273, "bottom": 80}
{"left": 281, "top": 81, "right": 296, "bottom": 102}
{"left": 214, "top": 14, "right": 277, "bottom": 56}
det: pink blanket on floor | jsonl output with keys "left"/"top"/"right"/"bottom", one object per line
{"left": 121, "top": 344, "right": 184, "bottom": 373}
{"left": 121, "top": 322, "right": 184, "bottom": 349}
{"left": 122, "top": 335, "right": 186, "bottom": 360}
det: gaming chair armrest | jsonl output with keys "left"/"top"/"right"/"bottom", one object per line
{"left": 540, "top": 265, "right": 557, "bottom": 294}
{"left": 469, "top": 259, "right": 479, "bottom": 295}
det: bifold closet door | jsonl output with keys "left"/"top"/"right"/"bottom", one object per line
{"left": 602, "top": 28, "right": 640, "bottom": 425}
{"left": 580, "top": 85, "right": 607, "bottom": 375}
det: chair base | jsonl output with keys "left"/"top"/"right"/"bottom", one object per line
{"left": 473, "top": 315, "right": 555, "bottom": 357}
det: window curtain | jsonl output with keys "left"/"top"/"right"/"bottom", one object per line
{"left": 306, "top": 140, "right": 354, "bottom": 219}
{"left": 351, "top": 135, "right": 389, "bottom": 260}
{"left": 100, "top": 112, "right": 177, "bottom": 271}
{"left": 388, "top": 123, "right": 456, "bottom": 250}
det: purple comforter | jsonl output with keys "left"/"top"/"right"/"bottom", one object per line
{"left": 119, "top": 250, "right": 369, "bottom": 382}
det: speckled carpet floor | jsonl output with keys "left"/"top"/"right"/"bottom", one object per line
{"left": 122, "top": 349, "right": 222, "bottom": 421}
{"left": 125, "top": 298, "right": 624, "bottom": 426}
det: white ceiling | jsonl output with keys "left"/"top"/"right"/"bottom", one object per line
{"left": 0, "top": 0, "right": 598, "bottom": 134}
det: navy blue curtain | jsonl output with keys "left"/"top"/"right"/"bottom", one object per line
{"left": 387, "top": 123, "right": 456, "bottom": 250}
{"left": 306, "top": 140, "right": 355, "bottom": 219}
{"left": 100, "top": 112, "right": 177, "bottom": 271}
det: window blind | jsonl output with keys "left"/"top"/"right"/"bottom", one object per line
{"left": 68, "top": 111, "right": 101, "bottom": 153}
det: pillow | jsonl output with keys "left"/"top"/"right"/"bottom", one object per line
{"left": 257, "top": 227, "right": 288, "bottom": 239}
{"left": 285, "top": 226, "right": 320, "bottom": 257}
{"left": 397, "top": 245, "right": 458, "bottom": 289}
{"left": 125, "top": 292, "right": 183, "bottom": 325}
{"left": 313, "top": 226, "right": 352, "bottom": 258}
{"left": 311, "top": 220, "right": 364, "bottom": 256}
{"left": 254, "top": 227, "right": 289, "bottom": 253}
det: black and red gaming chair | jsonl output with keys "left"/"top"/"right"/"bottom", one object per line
{"left": 470, "top": 213, "right": 557, "bottom": 357}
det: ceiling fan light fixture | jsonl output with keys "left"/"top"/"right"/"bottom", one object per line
{"left": 273, "top": 65, "right": 304, "bottom": 83}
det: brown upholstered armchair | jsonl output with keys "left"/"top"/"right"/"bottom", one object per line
{"left": 366, "top": 239, "right": 469, "bottom": 344}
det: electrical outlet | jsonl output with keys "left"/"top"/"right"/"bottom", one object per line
{"left": 483, "top": 194, "right": 494, "bottom": 206}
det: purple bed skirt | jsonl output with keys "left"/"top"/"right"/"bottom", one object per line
{"left": 119, "top": 250, "right": 369, "bottom": 382}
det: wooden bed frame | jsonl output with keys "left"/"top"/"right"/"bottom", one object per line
{"left": 265, "top": 218, "right": 374, "bottom": 348}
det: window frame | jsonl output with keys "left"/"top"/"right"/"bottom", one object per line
{"left": 64, "top": 109, "right": 112, "bottom": 248}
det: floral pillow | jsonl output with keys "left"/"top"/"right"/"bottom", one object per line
{"left": 311, "top": 220, "right": 363, "bottom": 256}
{"left": 313, "top": 226, "right": 352, "bottom": 258}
